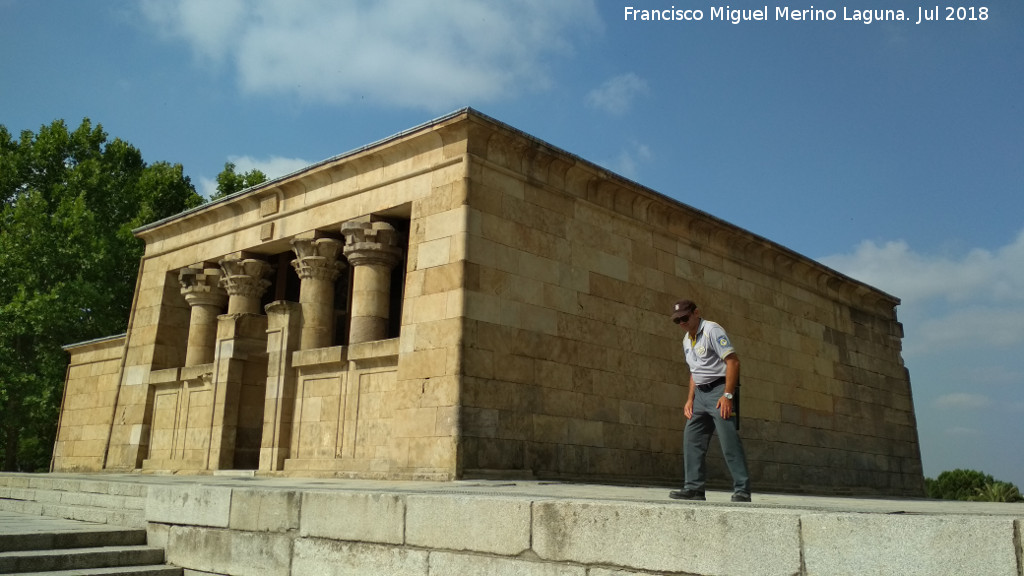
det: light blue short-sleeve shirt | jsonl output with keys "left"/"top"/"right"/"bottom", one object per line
{"left": 682, "top": 319, "right": 736, "bottom": 385}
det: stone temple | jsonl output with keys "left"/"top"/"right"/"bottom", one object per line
{"left": 52, "top": 108, "right": 924, "bottom": 496}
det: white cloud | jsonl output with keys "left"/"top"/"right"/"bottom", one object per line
{"left": 199, "top": 155, "right": 313, "bottom": 199}
{"left": 820, "top": 231, "right": 1024, "bottom": 304}
{"left": 586, "top": 73, "right": 649, "bottom": 115}
{"left": 139, "top": 0, "right": 602, "bottom": 111}
{"left": 230, "top": 155, "right": 311, "bottom": 180}
{"left": 933, "top": 393, "right": 990, "bottom": 410}
{"left": 139, "top": 0, "right": 246, "bottom": 62}
{"left": 198, "top": 177, "right": 218, "bottom": 200}
{"left": 819, "top": 230, "right": 1024, "bottom": 355}
{"left": 609, "top": 141, "right": 652, "bottom": 179}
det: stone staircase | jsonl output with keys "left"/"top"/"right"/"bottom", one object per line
{"left": 0, "top": 474, "right": 181, "bottom": 575}
{"left": 0, "top": 525, "right": 180, "bottom": 575}
{"left": 0, "top": 475, "right": 147, "bottom": 529}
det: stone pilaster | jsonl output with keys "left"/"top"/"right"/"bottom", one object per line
{"left": 201, "top": 258, "right": 273, "bottom": 471}
{"left": 219, "top": 258, "right": 273, "bottom": 315}
{"left": 291, "top": 238, "right": 346, "bottom": 350}
{"left": 208, "top": 312, "right": 269, "bottom": 470}
{"left": 179, "top": 267, "right": 228, "bottom": 367}
{"left": 341, "top": 220, "right": 403, "bottom": 344}
{"left": 260, "top": 300, "right": 302, "bottom": 471}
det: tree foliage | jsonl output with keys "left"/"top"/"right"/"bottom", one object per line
{"left": 212, "top": 162, "right": 266, "bottom": 200}
{"left": 925, "top": 469, "right": 1024, "bottom": 502}
{"left": 973, "top": 481, "right": 1023, "bottom": 503}
{"left": 0, "top": 118, "right": 203, "bottom": 471}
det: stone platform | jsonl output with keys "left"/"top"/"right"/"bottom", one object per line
{"left": 1, "top": 472, "right": 1021, "bottom": 576}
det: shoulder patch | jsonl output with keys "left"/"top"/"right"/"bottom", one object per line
{"left": 717, "top": 335, "right": 731, "bottom": 348}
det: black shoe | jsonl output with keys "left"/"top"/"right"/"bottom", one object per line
{"left": 669, "top": 489, "right": 706, "bottom": 501}
{"left": 731, "top": 492, "right": 751, "bottom": 503}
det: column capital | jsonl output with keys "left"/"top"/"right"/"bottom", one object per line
{"left": 341, "top": 220, "right": 403, "bottom": 269}
{"left": 179, "top": 267, "right": 228, "bottom": 308}
{"left": 290, "top": 237, "right": 346, "bottom": 282}
{"left": 219, "top": 258, "right": 273, "bottom": 300}
{"left": 180, "top": 266, "right": 227, "bottom": 366}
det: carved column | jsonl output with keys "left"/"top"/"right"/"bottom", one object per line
{"left": 341, "top": 220, "right": 403, "bottom": 343}
{"left": 179, "top": 267, "right": 228, "bottom": 367}
{"left": 219, "top": 258, "right": 273, "bottom": 314}
{"left": 208, "top": 257, "right": 273, "bottom": 470}
{"left": 290, "top": 238, "right": 346, "bottom": 350}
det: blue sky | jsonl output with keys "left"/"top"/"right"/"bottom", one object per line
{"left": 2, "top": 0, "right": 1022, "bottom": 489}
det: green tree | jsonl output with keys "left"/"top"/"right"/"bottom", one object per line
{"left": 925, "top": 469, "right": 994, "bottom": 500}
{"left": 925, "top": 469, "right": 1023, "bottom": 502}
{"left": 973, "top": 481, "right": 1023, "bottom": 503}
{"left": 211, "top": 162, "right": 266, "bottom": 200}
{"left": 0, "top": 118, "right": 202, "bottom": 471}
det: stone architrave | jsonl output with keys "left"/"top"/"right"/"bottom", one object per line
{"left": 290, "top": 238, "right": 346, "bottom": 350}
{"left": 340, "top": 221, "right": 403, "bottom": 344}
{"left": 219, "top": 258, "right": 273, "bottom": 315}
{"left": 179, "top": 267, "right": 228, "bottom": 367}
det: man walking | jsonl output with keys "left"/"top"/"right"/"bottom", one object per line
{"left": 669, "top": 299, "right": 751, "bottom": 502}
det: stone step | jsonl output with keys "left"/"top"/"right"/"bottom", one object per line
{"left": 7, "top": 566, "right": 182, "bottom": 576}
{"left": 0, "top": 527, "right": 147, "bottom": 552}
{"left": 0, "top": 485, "right": 147, "bottom": 529}
{"left": 0, "top": 485, "right": 147, "bottom": 510}
{"left": 0, "top": 499, "right": 147, "bottom": 529}
{"left": 0, "top": 545, "right": 166, "bottom": 573}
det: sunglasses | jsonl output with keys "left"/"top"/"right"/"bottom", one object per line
{"left": 674, "top": 314, "right": 692, "bottom": 324}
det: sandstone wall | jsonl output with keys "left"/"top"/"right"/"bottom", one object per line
{"left": 53, "top": 336, "right": 126, "bottom": 471}
{"left": 455, "top": 115, "right": 922, "bottom": 495}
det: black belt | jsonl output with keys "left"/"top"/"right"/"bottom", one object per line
{"left": 697, "top": 377, "right": 726, "bottom": 392}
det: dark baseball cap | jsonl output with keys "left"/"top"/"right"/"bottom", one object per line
{"left": 671, "top": 299, "right": 696, "bottom": 321}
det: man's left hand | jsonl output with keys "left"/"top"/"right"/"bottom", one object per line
{"left": 717, "top": 396, "right": 733, "bottom": 419}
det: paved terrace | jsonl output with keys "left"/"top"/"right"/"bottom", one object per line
{"left": 1, "top": 472, "right": 1022, "bottom": 575}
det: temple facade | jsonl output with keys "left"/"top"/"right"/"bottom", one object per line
{"left": 52, "top": 109, "right": 924, "bottom": 496}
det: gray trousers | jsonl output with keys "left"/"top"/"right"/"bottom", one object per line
{"left": 683, "top": 383, "right": 751, "bottom": 495}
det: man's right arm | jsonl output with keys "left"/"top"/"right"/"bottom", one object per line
{"left": 684, "top": 375, "right": 696, "bottom": 419}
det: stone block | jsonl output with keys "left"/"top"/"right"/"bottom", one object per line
{"left": 293, "top": 346, "right": 347, "bottom": 368}
{"left": 292, "top": 538, "right": 428, "bottom": 576}
{"left": 532, "top": 500, "right": 801, "bottom": 575}
{"left": 405, "top": 436, "right": 457, "bottom": 469}
{"left": 147, "top": 522, "right": 169, "bottom": 549}
{"left": 300, "top": 491, "right": 404, "bottom": 544}
{"left": 405, "top": 494, "right": 531, "bottom": 555}
{"left": 412, "top": 318, "right": 462, "bottom": 350}
{"left": 589, "top": 569, "right": 668, "bottom": 576}
{"left": 407, "top": 292, "right": 451, "bottom": 325}
{"left": 533, "top": 415, "right": 569, "bottom": 444}
{"left": 422, "top": 262, "right": 464, "bottom": 294}
{"left": 518, "top": 251, "right": 561, "bottom": 285}
{"left": 417, "top": 237, "right": 451, "bottom": 269}
{"left": 423, "top": 206, "right": 469, "bottom": 241}
{"left": 393, "top": 407, "right": 438, "bottom": 437}
{"left": 801, "top": 513, "right": 1019, "bottom": 576}
{"left": 229, "top": 488, "right": 300, "bottom": 532}
{"left": 146, "top": 484, "right": 233, "bottom": 528}
{"left": 429, "top": 551, "right": 586, "bottom": 576}
{"left": 397, "top": 349, "right": 448, "bottom": 381}
{"left": 463, "top": 291, "right": 502, "bottom": 324}
{"left": 166, "top": 525, "right": 293, "bottom": 576}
